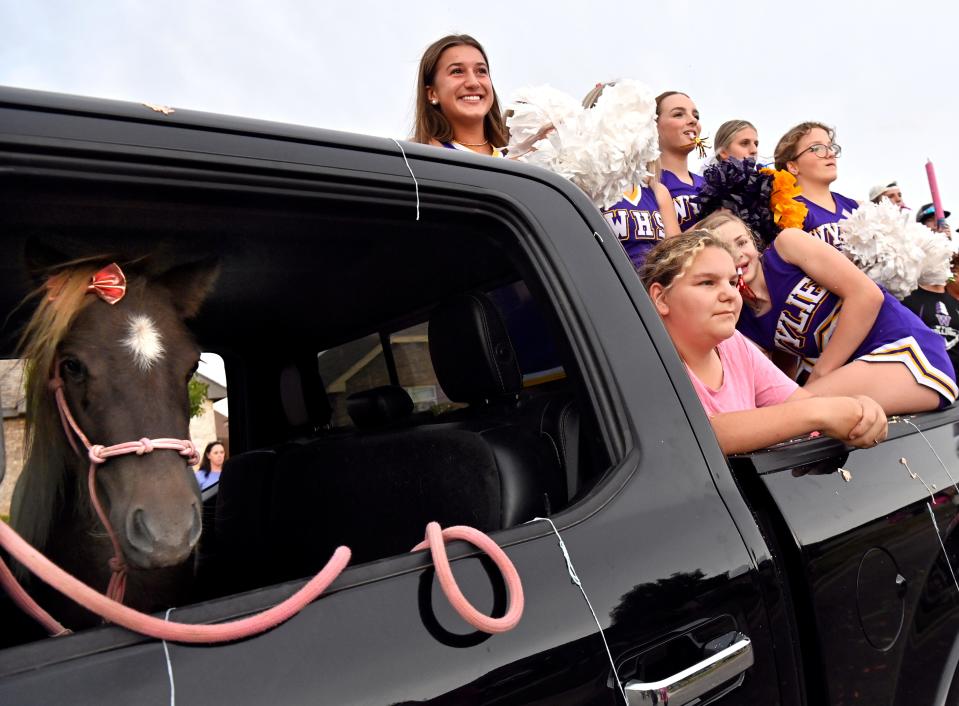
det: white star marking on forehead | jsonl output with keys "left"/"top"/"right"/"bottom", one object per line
{"left": 123, "top": 314, "right": 165, "bottom": 370}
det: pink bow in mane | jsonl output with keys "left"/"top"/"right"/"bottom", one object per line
{"left": 46, "top": 263, "right": 127, "bottom": 304}
{"left": 87, "top": 263, "right": 126, "bottom": 304}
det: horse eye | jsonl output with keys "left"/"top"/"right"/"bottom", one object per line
{"left": 60, "top": 357, "right": 86, "bottom": 380}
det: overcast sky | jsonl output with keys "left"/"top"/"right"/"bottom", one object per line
{"left": 1, "top": 0, "right": 956, "bottom": 219}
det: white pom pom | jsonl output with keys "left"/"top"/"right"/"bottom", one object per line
{"left": 505, "top": 80, "right": 660, "bottom": 209}
{"left": 504, "top": 84, "right": 581, "bottom": 160}
{"left": 837, "top": 200, "right": 951, "bottom": 299}
{"left": 915, "top": 226, "right": 959, "bottom": 286}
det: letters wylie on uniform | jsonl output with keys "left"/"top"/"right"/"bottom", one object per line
{"left": 774, "top": 276, "right": 836, "bottom": 354}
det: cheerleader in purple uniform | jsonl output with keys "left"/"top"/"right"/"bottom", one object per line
{"left": 656, "top": 91, "right": 707, "bottom": 231}
{"left": 413, "top": 34, "right": 507, "bottom": 157}
{"left": 774, "top": 122, "right": 858, "bottom": 248}
{"left": 701, "top": 211, "right": 957, "bottom": 413}
{"left": 581, "top": 82, "right": 680, "bottom": 268}
{"left": 602, "top": 184, "right": 680, "bottom": 269}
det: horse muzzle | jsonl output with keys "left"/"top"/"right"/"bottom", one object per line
{"left": 123, "top": 499, "right": 202, "bottom": 568}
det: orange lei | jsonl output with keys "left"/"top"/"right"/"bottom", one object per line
{"left": 761, "top": 167, "right": 808, "bottom": 231}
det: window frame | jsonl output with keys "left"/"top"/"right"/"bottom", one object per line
{"left": 0, "top": 137, "right": 646, "bottom": 668}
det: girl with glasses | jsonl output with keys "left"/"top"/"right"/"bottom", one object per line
{"left": 773, "top": 122, "right": 858, "bottom": 249}
{"left": 640, "top": 231, "right": 887, "bottom": 453}
{"left": 699, "top": 210, "right": 957, "bottom": 414}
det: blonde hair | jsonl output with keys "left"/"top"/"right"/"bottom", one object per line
{"left": 714, "top": 120, "right": 756, "bottom": 156}
{"left": 11, "top": 263, "right": 102, "bottom": 552}
{"left": 774, "top": 121, "right": 835, "bottom": 171}
{"left": 697, "top": 211, "right": 764, "bottom": 251}
{"left": 411, "top": 34, "right": 508, "bottom": 147}
{"left": 640, "top": 230, "right": 736, "bottom": 292}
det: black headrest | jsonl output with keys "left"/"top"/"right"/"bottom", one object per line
{"left": 428, "top": 292, "right": 522, "bottom": 403}
{"left": 347, "top": 385, "right": 414, "bottom": 429}
{"left": 280, "top": 354, "right": 332, "bottom": 433}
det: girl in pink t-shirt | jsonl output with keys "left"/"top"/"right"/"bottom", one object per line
{"left": 640, "top": 231, "right": 887, "bottom": 454}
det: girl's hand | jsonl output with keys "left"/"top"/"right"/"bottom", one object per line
{"left": 846, "top": 395, "right": 888, "bottom": 446}
{"left": 817, "top": 396, "right": 865, "bottom": 440}
{"left": 818, "top": 395, "right": 887, "bottom": 448}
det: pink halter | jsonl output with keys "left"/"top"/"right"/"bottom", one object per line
{"left": 50, "top": 362, "right": 199, "bottom": 603}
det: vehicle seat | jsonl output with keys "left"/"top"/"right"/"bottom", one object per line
{"left": 347, "top": 385, "right": 414, "bottom": 430}
{"left": 213, "top": 294, "right": 568, "bottom": 587}
{"left": 211, "top": 355, "right": 333, "bottom": 593}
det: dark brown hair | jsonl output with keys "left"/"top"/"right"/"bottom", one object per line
{"left": 773, "top": 121, "right": 835, "bottom": 171}
{"left": 654, "top": 91, "right": 689, "bottom": 118}
{"left": 411, "top": 34, "right": 508, "bottom": 147}
{"left": 198, "top": 440, "right": 225, "bottom": 474}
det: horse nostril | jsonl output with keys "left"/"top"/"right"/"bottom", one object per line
{"left": 127, "top": 507, "right": 157, "bottom": 553}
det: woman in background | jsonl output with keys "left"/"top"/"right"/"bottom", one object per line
{"left": 195, "top": 440, "right": 226, "bottom": 491}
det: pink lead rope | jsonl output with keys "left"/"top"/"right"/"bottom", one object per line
{"left": 412, "top": 523, "right": 524, "bottom": 633}
{"left": 0, "top": 519, "right": 526, "bottom": 643}
{"left": 0, "top": 520, "right": 350, "bottom": 642}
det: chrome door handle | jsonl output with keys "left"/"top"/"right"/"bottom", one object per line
{"left": 623, "top": 633, "right": 753, "bottom": 705}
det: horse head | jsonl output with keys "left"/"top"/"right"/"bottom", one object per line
{"left": 14, "top": 258, "right": 218, "bottom": 575}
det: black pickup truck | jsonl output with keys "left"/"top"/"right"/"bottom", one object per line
{"left": 1, "top": 86, "right": 959, "bottom": 706}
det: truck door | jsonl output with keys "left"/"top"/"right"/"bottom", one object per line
{"left": 0, "top": 105, "right": 788, "bottom": 705}
{"left": 733, "top": 411, "right": 959, "bottom": 706}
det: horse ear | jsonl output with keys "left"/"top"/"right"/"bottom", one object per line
{"left": 156, "top": 258, "right": 220, "bottom": 319}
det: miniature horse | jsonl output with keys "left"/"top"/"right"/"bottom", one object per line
{"left": 8, "top": 258, "right": 217, "bottom": 631}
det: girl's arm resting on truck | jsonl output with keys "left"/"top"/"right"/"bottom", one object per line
{"left": 708, "top": 390, "right": 887, "bottom": 454}
{"left": 775, "top": 228, "right": 885, "bottom": 382}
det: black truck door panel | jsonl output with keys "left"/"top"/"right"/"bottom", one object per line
{"left": 736, "top": 412, "right": 959, "bottom": 706}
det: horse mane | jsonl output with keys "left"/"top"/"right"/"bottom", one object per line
{"left": 10, "top": 263, "right": 104, "bottom": 553}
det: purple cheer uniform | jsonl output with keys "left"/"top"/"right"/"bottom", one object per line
{"left": 602, "top": 186, "right": 667, "bottom": 269}
{"left": 737, "top": 240, "right": 957, "bottom": 405}
{"left": 796, "top": 192, "right": 859, "bottom": 248}
{"left": 661, "top": 170, "right": 705, "bottom": 231}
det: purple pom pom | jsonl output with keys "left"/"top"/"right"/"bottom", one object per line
{"left": 694, "top": 158, "right": 778, "bottom": 246}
